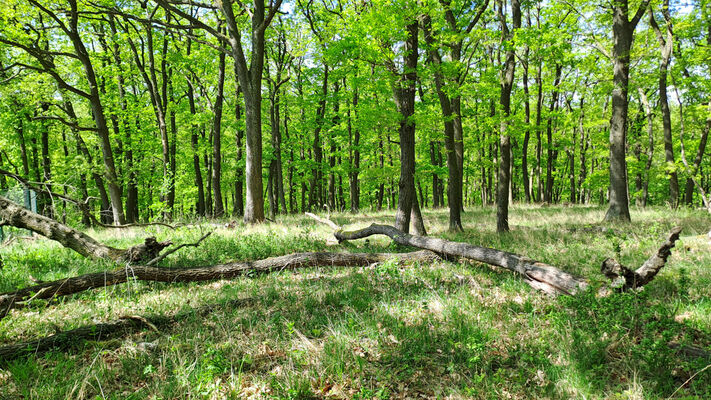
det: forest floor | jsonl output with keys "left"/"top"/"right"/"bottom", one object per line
{"left": 0, "top": 205, "right": 710, "bottom": 399}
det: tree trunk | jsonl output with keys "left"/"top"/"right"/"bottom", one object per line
{"left": 544, "top": 64, "right": 562, "bottom": 203}
{"left": 522, "top": 32, "right": 532, "bottom": 203}
{"left": 0, "top": 195, "right": 119, "bottom": 260}
{"left": 216, "top": 0, "right": 282, "bottom": 224}
{"left": 212, "top": 51, "right": 226, "bottom": 217}
{"left": 310, "top": 65, "right": 328, "bottom": 211}
{"left": 0, "top": 153, "right": 7, "bottom": 191}
{"left": 683, "top": 103, "right": 710, "bottom": 205}
{"left": 605, "top": 0, "right": 649, "bottom": 221}
{"left": 59, "top": 1, "right": 126, "bottom": 224}
{"left": 186, "top": 66, "right": 206, "bottom": 216}
{"left": 336, "top": 223, "right": 681, "bottom": 296}
{"left": 648, "top": 3, "right": 679, "bottom": 208}
{"left": 535, "top": 46, "right": 544, "bottom": 202}
{"left": 637, "top": 89, "right": 655, "bottom": 206}
{"left": 0, "top": 249, "right": 438, "bottom": 319}
{"left": 392, "top": 22, "right": 419, "bottom": 234}
{"left": 422, "top": 16, "right": 462, "bottom": 231}
{"left": 496, "top": 0, "right": 521, "bottom": 233}
{"left": 234, "top": 83, "right": 245, "bottom": 217}
{"left": 348, "top": 84, "right": 361, "bottom": 213}
{"left": 328, "top": 81, "right": 339, "bottom": 211}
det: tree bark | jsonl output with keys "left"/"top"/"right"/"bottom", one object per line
{"left": 605, "top": 0, "right": 650, "bottom": 221}
{"left": 348, "top": 83, "right": 361, "bottom": 213}
{"left": 0, "top": 250, "right": 437, "bottom": 319}
{"left": 212, "top": 50, "right": 226, "bottom": 217}
{"left": 544, "top": 64, "right": 562, "bottom": 203}
{"left": 422, "top": 16, "right": 463, "bottom": 231}
{"left": 336, "top": 223, "right": 681, "bottom": 296}
{"left": 496, "top": 0, "right": 521, "bottom": 233}
{"left": 186, "top": 53, "right": 206, "bottom": 216}
{"left": 234, "top": 84, "right": 245, "bottom": 217}
{"left": 0, "top": 195, "right": 172, "bottom": 263}
{"left": 107, "top": 15, "right": 138, "bottom": 223}
{"left": 310, "top": 64, "right": 328, "bottom": 210}
{"left": 522, "top": 21, "right": 532, "bottom": 203}
{"left": 391, "top": 21, "right": 419, "bottom": 234}
{"left": 66, "top": 1, "right": 125, "bottom": 224}
{"left": 337, "top": 223, "right": 586, "bottom": 295}
{"left": 649, "top": 2, "right": 679, "bottom": 208}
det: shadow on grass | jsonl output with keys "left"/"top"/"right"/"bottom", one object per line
{"left": 4, "top": 261, "right": 710, "bottom": 399}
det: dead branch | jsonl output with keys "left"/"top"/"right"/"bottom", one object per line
{"left": 305, "top": 212, "right": 341, "bottom": 230}
{"left": 0, "top": 250, "right": 438, "bottom": 318}
{"left": 601, "top": 226, "right": 683, "bottom": 289}
{"left": 334, "top": 223, "right": 587, "bottom": 295}
{"left": 145, "top": 231, "right": 213, "bottom": 266}
{"left": 334, "top": 223, "right": 683, "bottom": 295}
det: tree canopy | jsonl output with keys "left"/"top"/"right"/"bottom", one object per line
{"left": 0, "top": 0, "right": 709, "bottom": 228}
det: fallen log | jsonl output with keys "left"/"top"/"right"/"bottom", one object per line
{"left": 0, "top": 250, "right": 438, "bottom": 318}
{"left": 0, "top": 194, "right": 192, "bottom": 264}
{"left": 333, "top": 223, "right": 683, "bottom": 295}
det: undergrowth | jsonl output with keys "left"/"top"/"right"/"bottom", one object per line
{"left": 0, "top": 205, "right": 710, "bottom": 399}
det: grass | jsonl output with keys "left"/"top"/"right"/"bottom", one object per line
{"left": 0, "top": 204, "right": 710, "bottom": 399}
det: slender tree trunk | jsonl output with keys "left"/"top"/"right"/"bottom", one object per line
{"left": 429, "top": 141, "right": 440, "bottom": 208}
{"left": 0, "top": 153, "right": 6, "bottom": 192}
{"left": 535, "top": 58, "right": 543, "bottom": 202}
{"left": 544, "top": 64, "right": 562, "bottom": 203}
{"left": 684, "top": 102, "right": 710, "bottom": 205}
{"left": 348, "top": 84, "right": 361, "bottom": 213}
{"left": 309, "top": 65, "right": 328, "bottom": 210}
{"left": 496, "top": 0, "right": 521, "bottom": 233}
{"left": 522, "top": 33, "right": 532, "bottom": 203}
{"left": 186, "top": 68, "right": 206, "bottom": 216}
{"left": 328, "top": 81, "right": 339, "bottom": 211}
{"left": 212, "top": 51, "right": 226, "bottom": 217}
{"left": 376, "top": 134, "right": 385, "bottom": 211}
{"left": 422, "top": 16, "right": 462, "bottom": 231}
{"left": 65, "top": 100, "right": 111, "bottom": 223}
{"left": 39, "top": 119, "right": 53, "bottom": 218}
{"left": 66, "top": 0, "right": 125, "bottom": 224}
{"left": 649, "top": 2, "right": 679, "bottom": 208}
{"left": 107, "top": 16, "right": 138, "bottom": 223}
{"left": 234, "top": 83, "right": 245, "bottom": 217}
{"left": 578, "top": 96, "right": 588, "bottom": 204}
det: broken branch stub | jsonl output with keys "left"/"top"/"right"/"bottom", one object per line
{"left": 601, "top": 226, "right": 683, "bottom": 290}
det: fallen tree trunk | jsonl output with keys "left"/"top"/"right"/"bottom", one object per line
{"left": 0, "top": 250, "right": 438, "bottom": 318}
{"left": 1, "top": 194, "right": 124, "bottom": 260}
{"left": 1, "top": 194, "right": 176, "bottom": 263}
{"left": 334, "top": 223, "right": 682, "bottom": 295}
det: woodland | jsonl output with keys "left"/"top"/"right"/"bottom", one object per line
{"left": 0, "top": 0, "right": 710, "bottom": 398}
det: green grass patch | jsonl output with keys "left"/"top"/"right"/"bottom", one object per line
{"left": 1, "top": 205, "right": 710, "bottom": 399}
